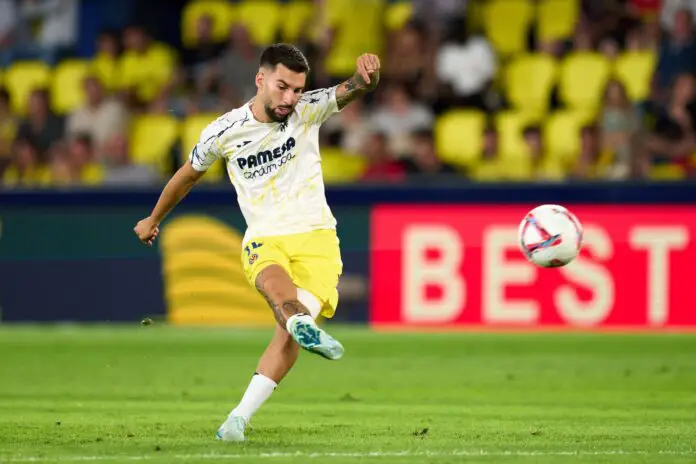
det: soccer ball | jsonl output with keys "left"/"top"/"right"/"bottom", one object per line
{"left": 518, "top": 204, "right": 583, "bottom": 268}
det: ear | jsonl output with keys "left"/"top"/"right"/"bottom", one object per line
{"left": 255, "top": 70, "right": 264, "bottom": 91}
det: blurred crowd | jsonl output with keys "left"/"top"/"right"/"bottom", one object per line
{"left": 0, "top": 0, "right": 695, "bottom": 188}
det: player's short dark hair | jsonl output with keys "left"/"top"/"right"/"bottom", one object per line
{"left": 259, "top": 43, "right": 310, "bottom": 74}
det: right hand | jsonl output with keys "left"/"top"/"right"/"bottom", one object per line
{"left": 134, "top": 216, "right": 160, "bottom": 247}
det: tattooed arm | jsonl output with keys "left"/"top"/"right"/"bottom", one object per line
{"left": 336, "top": 53, "right": 381, "bottom": 110}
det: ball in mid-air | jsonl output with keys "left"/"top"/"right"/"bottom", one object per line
{"left": 518, "top": 204, "right": 583, "bottom": 268}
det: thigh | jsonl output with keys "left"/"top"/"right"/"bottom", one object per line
{"left": 289, "top": 230, "right": 343, "bottom": 318}
{"left": 242, "top": 238, "right": 292, "bottom": 290}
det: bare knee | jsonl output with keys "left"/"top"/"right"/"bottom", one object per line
{"left": 255, "top": 264, "right": 306, "bottom": 326}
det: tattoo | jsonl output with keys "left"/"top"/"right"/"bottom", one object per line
{"left": 336, "top": 72, "right": 379, "bottom": 110}
{"left": 255, "top": 283, "right": 308, "bottom": 327}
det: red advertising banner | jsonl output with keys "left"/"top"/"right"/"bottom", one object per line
{"left": 370, "top": 205, "right": 696, "bottom": 330}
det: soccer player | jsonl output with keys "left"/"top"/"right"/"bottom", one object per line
{"left": 133, "top": 44, "right": 380, "bottom": 442}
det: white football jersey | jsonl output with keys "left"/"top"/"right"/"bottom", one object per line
{"left": 189, "top": 86, "right": 341, "bottom": 243}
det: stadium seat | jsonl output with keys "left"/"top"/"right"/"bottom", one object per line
{"left": 613, "top": 51, "right": 656, "bottom": 102}
{"left": 280, "top": 1, "right": 315, "bottom": 43}
{"left": 235, "top": 0, "right": 283, "bottom": 46}
{"left": 324, "top": 0, "right": 385, "bottom": 77}
{"left": 495, "top": 111, "right": 541, "bottom": 160}
{"left": 470, "top": 159, "right": 506, "bottom": 182}
{"left": 435, "top": 110, "right": 486, "bottom": 167}
{"left": 543, "top": 110, "right": 595, "bottom": 165}
{"left": 129, "top": 114, "right": 180, "bottom": 174}
{"left": 181, "top": 0, "right": 234, "bottom": 47}
{"left": 51, "top": 59, "right": 90, "bottom": 115}
{"left": 536, "top": 0, "right": 579, "bottom": 43}
{"left": 320, "top": 147, "right": 366, "bottom": 184}
{"left": 482, "top": 0, "right": 534, "bottom": 56}
{"left": 160, "top": 215, "right": 273, "bottom": 326}
{"left": 558, "top": 52, "right": 611, "bottom": 112}
{"left": 649, "top": 164, "right": 686, "bottom": 180}
{"left": 505, "top": 53, "right": 558, "bottom": 116}
{"left": 3, "top": 61, "right": 51, "bottom": 115}
{"left": 385, "top": 1, "right": 413, "bottom": 31}
{"left": 181, "top": 114, "right": 225, "bottom": 182}
{"left": 118, "top": 43, "right": 176, "bottom": 102}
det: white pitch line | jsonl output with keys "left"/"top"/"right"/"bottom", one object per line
{"left": 2, "top": 450, "right": 695, "bottom": 462}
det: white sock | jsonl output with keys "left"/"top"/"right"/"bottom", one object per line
{"left": 296, "top": 288, "right": 322, "bottom": 319}
{"left": 231, "top": 373, "right": 277, "bottom": 421}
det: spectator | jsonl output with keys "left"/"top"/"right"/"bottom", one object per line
{"left": 1, "top": 136, "right": 50, "bottom": 187}
{"left": 217, "top": 25, "right": 260, "bottom": 107}
{"left": 370, "top": 82, "right": 434, "bottom": 157}
{"left": 360, "top": 132, "right": 406, "bottom": 182}
{"left": 573, "top": 125, "right": 604, "bottom": 178}
{"left": 17, "top": 0, "right": 79, "bottom": 58}
{"left": 653, "top": 8, "right": 696, "bottom": 101}
{"left": 182, "top": 15, "right": 225, "bottom": 73}
{"left": 384, "top": 22, "right": 433, "bottom": 99}
{"left": 600, "top": 80, "right": 640, "bottom": 179}
{"left": 118, "top": 24, "right": 176, "bottom": 105}
{"left": 324, "top": 98, "right": 370, "bottom": 154}
{"left": 435, "top": 17, "right": 496, "bottom": 111}
{"left": 49, "top": 134, "right": 103, "bottom": 186}
{"left": 522, "top": 125, "right": 565, "bottom": 181}
{"left": 101, "top": 133, "right": 160, "bottom": 186}
{"left": 661, "top": 0, "right": 696, "bottom": 31}
{"left": 0, "top": 0, "right": 17, "bottom": 50}
{"left": 402, "top": 130, "right": 458, "bottom": 179}
{"left": 67, "top": 75, "right": 129, "bottom": 158}
{"left": 91, "top": 29, "right": 121, "bottom": 92}
{"left": 15, "top": 88, "right": 64, "bottom": 162}
{"left": 641, "top": 73, "right": 696, "bottom": 171}
{"left": 0, "top": 89, "right": 16, "bottom": 174}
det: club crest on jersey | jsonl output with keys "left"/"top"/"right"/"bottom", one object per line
{"left": 236, "top": 137, "right": 296, "bottom": 180}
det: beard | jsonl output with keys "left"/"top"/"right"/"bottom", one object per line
{"left": 264, "top": 103, "right": 293, "bottom": 123}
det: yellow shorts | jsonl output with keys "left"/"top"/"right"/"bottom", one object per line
{"left": 242, "top": 229, "right": 343, "bottom": 318}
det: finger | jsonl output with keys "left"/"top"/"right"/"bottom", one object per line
{"left": 368, "top": 55, "right": 378, "bottom": 71}
{"left": 373, "top": 54, "right": 381, "bottom": 69}
{"left": 358, "top": 62, "right": 371, "bottom": 84}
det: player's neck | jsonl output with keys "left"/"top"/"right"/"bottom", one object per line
{"left": 249, "top": 98, "right": 274, "bottom": 124}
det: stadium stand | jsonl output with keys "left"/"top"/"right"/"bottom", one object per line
{"left": 0, "top": 0, "right": 690, "bottom": 188}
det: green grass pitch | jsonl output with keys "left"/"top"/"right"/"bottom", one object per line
{"left": 1, "top": 325, "right": 695, "bottom": 463}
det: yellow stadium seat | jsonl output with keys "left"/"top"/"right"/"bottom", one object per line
{"left": 281, "top": 1, "right": 316, "bottom": 43}
{"left": 181, "top": 113, "right": 225, "bottom": 182}
{"left": 320, "top": 147, "right": 366, "bottom": 184}
{"left": 235, "top": 0, "right": 283, "bottom": 46}
{"left": 129, "top": 114, "right": 180, "bottom": 174}
{"left": 3, "top": 61, "right": 51, "bottom": 115}
{"left": 90, "top": 53, "right": 119, "bottom": 91}
{"left": 385, "top": 1, "right": 413, "bottom": 31}
{"left": 649, "top": 164, "right": 686, "bottom": 181}
{"left": 118, "top": 43, "right": 176, "bottom": 102}
{"left": 482, "top": 0, "right": 534, "bottom": 56}
{"left": 505, "top": 53, "right": 558, "bottom": 116}
{"left": 536, "top": 0, "right": 579, "bottom": 43}
{"left": 613, "top": 51, "right": 656, "bottom": 102}
{"left": 543, "top": 110, "right": 595, "bottom": 165}
{"left": 51, "top": 59, "right": 90, "bottom": 115}
{"left": 435, "top": 110, "right": 486, "bottom": 167}
{"left": 495, "top": 111, "right": 540, "bottom": 160}
{"left": 324, "top": 0, "right": 386, "bottom": 77}
{"left": 558, "top": 52, "right": 611, "bottom": 112}
{"left": 182, "top": 0, "right": 235, "bottom": 47}
{"left": 470, "top": 158, "right": 506, "bottom": 182}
